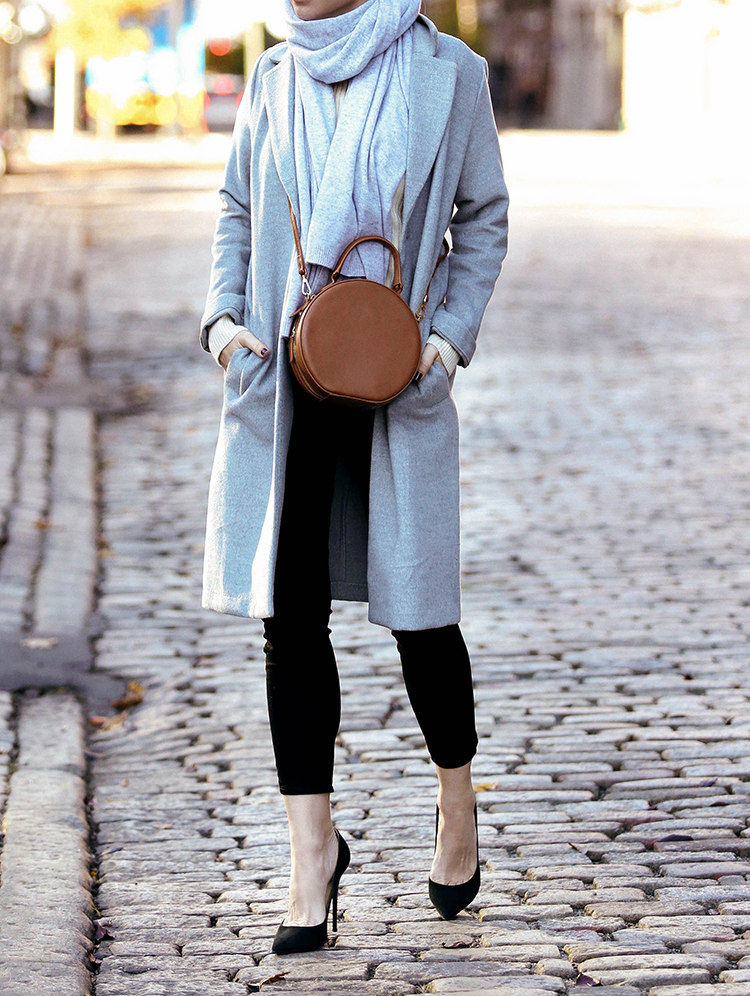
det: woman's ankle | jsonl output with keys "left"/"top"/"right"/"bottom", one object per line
{"left": 284, "top": 792, "right": 334, "bottom": 849}
{"left": 436, "top": 761, "right": 475, "bottom": 814}
{"left": 290, "top": 826, "right": 337, "bottom": 860}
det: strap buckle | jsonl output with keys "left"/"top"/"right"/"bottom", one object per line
{"left": 301, "top": 273, "right": 313, "bottom": 301}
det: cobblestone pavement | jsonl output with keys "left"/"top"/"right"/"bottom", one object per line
{"left": 1, "top": 136, "right": 750, "bottom": 996}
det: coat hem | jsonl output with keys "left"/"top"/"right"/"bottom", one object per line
{"left": 202, "top": 592, "right": 254, "bottom": 619}
{"left": 367, "top": 606, "right": 462, "bottom": 632}
{"left": 331, "top": 581, "right": 368, "bottom": 602}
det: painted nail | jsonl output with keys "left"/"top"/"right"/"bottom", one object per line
{"left": 413, "top": 372, "right": 422, "bottom": 383}
{"left": 260, "top": 347, "right": 268, "bottom": 357}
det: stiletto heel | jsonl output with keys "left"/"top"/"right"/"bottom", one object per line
{"left": 428, "top": 803, "right": 480, "bottom": 920}
{"left": 272, "top": 828, "right": 350, "bottom": 955}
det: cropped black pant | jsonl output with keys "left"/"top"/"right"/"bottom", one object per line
{"left": 263, "top": 377, "right": 477, "bottom": 795}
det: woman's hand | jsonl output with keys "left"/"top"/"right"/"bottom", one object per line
{"left": 219, "top": 329, "right": 270, "bottom": 370}
{"left": 414, "top": 342, "right": 442, "bottom": 382}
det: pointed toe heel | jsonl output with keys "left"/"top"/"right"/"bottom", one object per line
{"left": 429, "top": 862, "right": 480, "bottom": 920}
{"left": 271, "top": 918, "right": 328, "bottom": 956}
{"left": 272, "top": 829, "right": 351, "bottom": 955}
{"left": 428, "top": 804, "right": 480, "bottom": 920}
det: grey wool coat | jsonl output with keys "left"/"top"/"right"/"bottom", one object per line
{"left": 200, "top": 14, "right": 509, "bottom": 631}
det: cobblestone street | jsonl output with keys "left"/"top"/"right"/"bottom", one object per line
{"left": 1, "top": 133, "right": 750, "bottom": 996}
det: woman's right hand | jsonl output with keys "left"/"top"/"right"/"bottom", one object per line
{"left": 219, "top": 329, "right": 270, "bottom": 370}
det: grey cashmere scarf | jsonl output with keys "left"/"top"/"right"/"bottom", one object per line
{"left": 283, "top": 0, "right": 420, "bottom": 284}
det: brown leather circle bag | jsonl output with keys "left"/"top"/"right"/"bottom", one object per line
{"left": 286, "top": 199, "right": 447, "bottom": 409}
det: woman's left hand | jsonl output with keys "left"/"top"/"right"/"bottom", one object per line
{"left": 415, "top": 343, "right": 441, "bottom": 382}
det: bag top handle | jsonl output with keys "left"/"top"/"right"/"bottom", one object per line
{"left": 286, "top": 195, "right": 450, "bottom": 317}
{"left": 331, "top": 235, "right": 403, "bottom": 294}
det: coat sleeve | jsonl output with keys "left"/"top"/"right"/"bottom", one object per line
{"left": 429, "top": 64, "right": 509, "bottom": 367}
{"left": 199, "top": 63, "right": 263, "bottom": 351}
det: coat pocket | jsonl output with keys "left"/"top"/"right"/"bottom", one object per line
{"left": 415, "top": 359, "right": 452, "bottom": 408}
{"left": 223, "top": 345, "right": 245, "bottom": 394}
{"left": 224, "top": 347, "right": 264, "bottom": 397}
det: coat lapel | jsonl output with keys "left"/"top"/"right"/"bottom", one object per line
{"left": 403, "top": 32, "right": 457, "bottom": 226}
{"left": 262, "top": 51, "right": 300, "bottom": 221}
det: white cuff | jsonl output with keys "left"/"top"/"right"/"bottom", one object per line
{"left": 427, "top": 331, "right": 460, "bottom": 377}
{"left": 208, "top": 314, "right": 239, "bottom": 364}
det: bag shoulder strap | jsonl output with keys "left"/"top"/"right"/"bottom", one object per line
{"left": 416, "top": 238, "right": 450, "bottom": 322}
{"left": 287, "top": 196, "right": 312, "bottom": 299}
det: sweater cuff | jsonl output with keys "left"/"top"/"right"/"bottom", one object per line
{"left": 208, "top": 314, "right": 239, "bottom": 364}
{"left": 427, "top": 332, "right": 460, "bottom": 377}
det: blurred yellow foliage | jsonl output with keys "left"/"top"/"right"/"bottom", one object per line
{"left": 52, "top": 0, "right": 169, "bottom": 64}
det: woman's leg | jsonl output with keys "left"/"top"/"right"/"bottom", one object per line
{"left": 263, "top": 383, "right": 341, "bottom": 798}
{"left": 264, "top": 380, "right": 374, "bottom": 925}
{"left": 263, "top": 384, "right": 340, "bottom": 926}
{"left": 392, "top": 624, "right": 479, "bottom": 885}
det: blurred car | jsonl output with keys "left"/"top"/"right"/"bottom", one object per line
{"left": 204, "top": 72, "right": 244, "bottom": 132}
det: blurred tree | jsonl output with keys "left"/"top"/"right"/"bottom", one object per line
{"left": 51, "top": 1, "right": 170, "bottom": 140}
{"left": 422, "top": 0, "right": 486, "bottom": 56}
{"left": 52, "top": 0, "right": 168, "bottom": 64}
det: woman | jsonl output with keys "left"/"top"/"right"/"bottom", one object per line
{"left": 200, "top": 0, "right": 508, "bottom": 955}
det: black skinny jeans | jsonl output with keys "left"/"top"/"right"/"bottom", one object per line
{"left": 263, "top": 376, "right": 478, "bottom": 795}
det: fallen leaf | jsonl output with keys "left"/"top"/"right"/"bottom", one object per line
{"left": 90, "top": 711, "right": 129, "bottom": 731}
{"left": 442, "top": 937, "right": 480, "bottom": 949}
{"left": 574, "top": 973, "right": 602, "bottom": 987}
{"left": 94, "top": 920, "right": 115, "bottom": 942}
{"left": 111, "top": 680, "right": 144, "bottom": 711}
{"left": 248, "top": 971, "right": 290, "bottom": 991}
{"left": 88, "top": 952, "right": 102, "bottom": 965}
{"left": 659, "top": 833, "right": 693, "bottom": 842}
{"left": 34, "top": 517, "right": 50, "bottom": 530}
{"left": 473, "top": 782, "right": 496, "bottom": 793}
{"left": 22, "top": 636, "right": 59, "bottom": 649}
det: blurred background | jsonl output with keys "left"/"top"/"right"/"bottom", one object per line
{"left": 0, "top": 0, "right": 748, "bottom": 172}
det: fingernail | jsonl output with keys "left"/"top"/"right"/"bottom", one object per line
{"left": 260, "top": 347, "right": 268, "bottom": 357}
{"left": 413, "top": 372, "right": 422, "bottom": 383}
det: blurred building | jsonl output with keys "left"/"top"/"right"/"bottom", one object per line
{"left": 17, "top": 0, "right": 748, "bottom": 141}
{"left": 547, "top": 0, "right": 622, "bottom": 129}
{"left": 424, "top": 0, "right": 623, "bottom": 129}
{"left": 425, "top": 0, "right": 748, "bottom": 133}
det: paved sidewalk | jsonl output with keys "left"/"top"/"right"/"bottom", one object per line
{"left": 1, "top": 135, "right": 750, "bottom": 995}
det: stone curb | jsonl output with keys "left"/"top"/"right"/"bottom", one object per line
{"left": 0, "top": 691, "right": 92, "bottom": 996}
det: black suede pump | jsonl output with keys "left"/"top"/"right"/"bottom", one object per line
{"left": 428, "top": 804, "right": 480, "bottom": 920}
{"left": 272, "top": 829, "right": 350, "bottom": 955}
